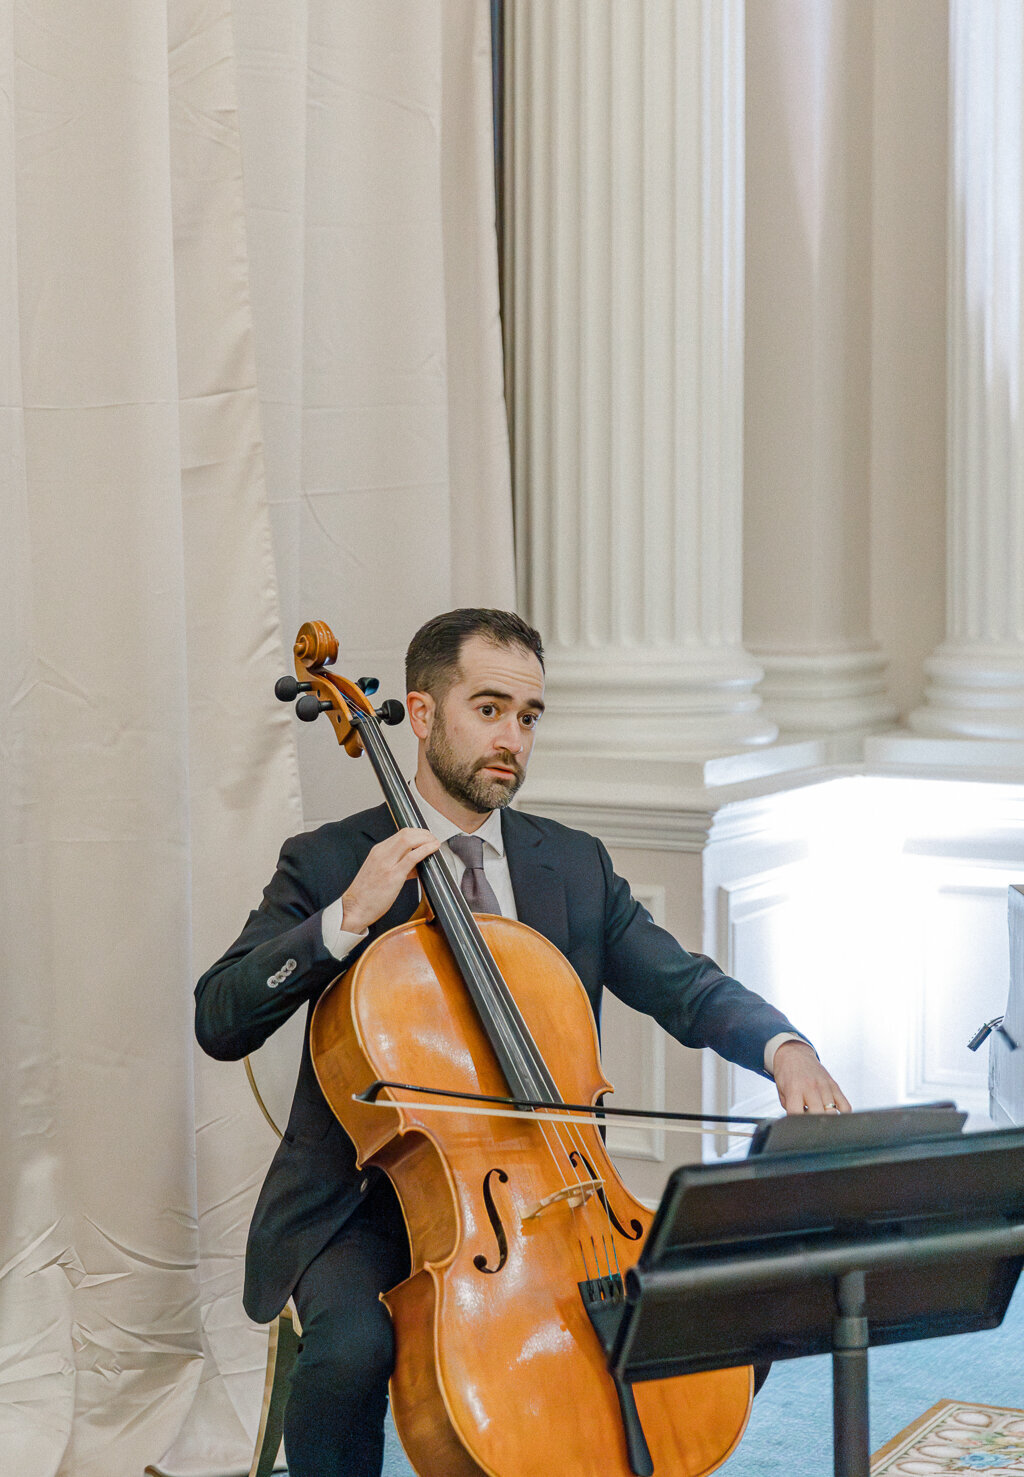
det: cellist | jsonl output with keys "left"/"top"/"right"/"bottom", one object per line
{"left": 194, "top": 607, "right": 850, "bottom": 1477}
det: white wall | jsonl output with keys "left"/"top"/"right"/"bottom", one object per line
{"left": 589, "top": 777, "right": 1022, "bottom": 1196}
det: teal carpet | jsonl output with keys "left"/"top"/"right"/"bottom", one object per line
{"left": 373, "top": 1279, "right": 1024, "bottom": 1476}
{"left": 721, "top": 1279, "right": 1024, "bottom": 1475}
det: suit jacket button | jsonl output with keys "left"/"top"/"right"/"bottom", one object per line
{"left": 359, "top": 1178, "right": 370, "bottom": 1194}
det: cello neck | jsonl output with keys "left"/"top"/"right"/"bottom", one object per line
{"left": 349, "top": 707, "right": 559, "bottom": 1108}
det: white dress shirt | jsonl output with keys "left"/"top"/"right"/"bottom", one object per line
{"left": 320, "top": 780, "right": 800, "bottom": 1076}
{"left": 320, "top": 780, "right": 517, "bottom": 960}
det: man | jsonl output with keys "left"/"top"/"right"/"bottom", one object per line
{"left": 195, "top": 608, "right": 849, "bottom": 1477}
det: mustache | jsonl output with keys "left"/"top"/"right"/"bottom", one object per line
{"left": 475, "top": 752, "right": 523, "bottom": 779}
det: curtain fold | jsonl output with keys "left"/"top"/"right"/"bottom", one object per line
{"left": 1, "top": 2, "right": 513, "bottom": 1474}
{"left": 161, "top": 2, "right": 305, "bottom": 1472}
{"left": 1, "top": 4, "right": 205, "bottom": 1473}
{"left": 244, "top": 0, "right": 516, "bottom": 830}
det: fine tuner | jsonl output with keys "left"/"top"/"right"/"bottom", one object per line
{"left": 274, "top": 671, "right": 404, "bottom": 727}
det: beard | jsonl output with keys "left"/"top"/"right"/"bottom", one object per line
{"left": 426, "top": 711, "right": 525, "bottom": 813}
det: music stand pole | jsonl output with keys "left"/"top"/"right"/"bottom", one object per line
{"left": 605, "top": 1128, "right": 1024, "bottom": 1477}
{"left": 833, "top": 1270, "right": 870, "bottom": 1477}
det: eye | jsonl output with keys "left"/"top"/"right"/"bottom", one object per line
{"left": 479, "top": 703, "right": 497, "bottom": 718}
{"left": 521, "top": 712, "right": 539, "bottom": 729}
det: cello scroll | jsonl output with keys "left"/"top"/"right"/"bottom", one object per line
{"left": 277, "top": 620, "right": 401, "bottom": 758}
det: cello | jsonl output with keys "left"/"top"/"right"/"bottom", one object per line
{"left": 283, "top": 620, "right": 753, "bottom": 1477}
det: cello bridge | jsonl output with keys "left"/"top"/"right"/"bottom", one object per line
{"left": 522, "top": 1178, "right": 604, "bottom": 1221}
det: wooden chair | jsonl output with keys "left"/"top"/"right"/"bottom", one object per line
{"left": 145, "top": 1026, "right": 305, "bottom": 1476}
{"left": 248, "top": 1302, "right": 301, "bottom": 1477}
{"left": 144, "top": 1297, "right": 299, "bottom": 1477}
{"left": 244, "top": 1051, "right": 304, "bottom": 1475}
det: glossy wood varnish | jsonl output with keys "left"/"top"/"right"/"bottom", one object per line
{"left": 311, "top": 916, "right": 753, "bottom": 1477}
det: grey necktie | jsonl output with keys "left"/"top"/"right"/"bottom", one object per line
{"left": 447, "top": 832, "right": 502, "bottom": 915}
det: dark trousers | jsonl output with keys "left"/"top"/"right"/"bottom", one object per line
{"left": 282, "top": 1179, "right": 771, "bottom": 1477}
{"left": 283, "top": 1179, "right": 410, "bottom": 1477}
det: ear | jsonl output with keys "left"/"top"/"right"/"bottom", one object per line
{"left": 406, "top": 689, "right": 434, "bottom": 741}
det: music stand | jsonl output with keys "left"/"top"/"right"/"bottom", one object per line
{"left": 596, "top": 1126, "right": 1024, "bottom": 1477}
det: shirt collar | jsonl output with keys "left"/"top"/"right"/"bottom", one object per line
{"left": 410, "top": 778, "right": 506, "bottom": 858}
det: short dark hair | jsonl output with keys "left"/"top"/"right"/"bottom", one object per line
{"left": 405, "top": 609, "right": 545, "bottom": 698}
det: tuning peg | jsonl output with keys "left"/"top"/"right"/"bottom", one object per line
{"left": 275, "top": 675, "right": 312, "bottom": 702}
{"left": 375, "top": 699, "right": 405, "bottom": 726}
{"left": 356, "top": 677, "right": 380, "bottom": 696}
{"left": 296, "top": 693, "right": 333, "bottom": 722}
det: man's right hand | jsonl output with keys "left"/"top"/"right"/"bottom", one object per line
{"left": 339, "top": 828, "right": 440, "bottom": 935}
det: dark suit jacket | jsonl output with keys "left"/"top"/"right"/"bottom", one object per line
{"left": 195, "top": 803, "right": 804, "bottom": 1323}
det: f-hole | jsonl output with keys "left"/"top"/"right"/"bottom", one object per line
{"left": 569, "top": 1149, "right": 643, "bottom": 1240}
{"left": 473, "top": 1167, "right": 510, "bottom": 1273}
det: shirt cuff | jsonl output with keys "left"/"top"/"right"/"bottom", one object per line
{"left": 321, "top": 896, "right": 369, "bottom": 962}
{"left": 764, "top": 1032, "right": 812, "bottom": 1075}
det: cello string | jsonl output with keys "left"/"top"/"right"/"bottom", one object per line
{"left": 312, "top": 682, "right": 590, "bottom": 1197}
{"left": 608, "top": 1226, "right": 624, "bottom": 1291}
{"left": 301, "top": 655, "right": 750, "bottom": 1453}
{"left": 348, "top": 698, "right": 634, "bottom": 1212}
{"left": 359, "top": 708, "right": 656, "bottom": 1336}
{"left": 310, "top": 681, "right": 601, "bottom": 1321}
{"left": 562, "top": 1119, "right": 622, "bottom": 1284}
{"left": 356, "top": 704, "right": 566, "bottom": 1106}
{"left": 350, "top": 703, "right": 597, "bottom": 1199}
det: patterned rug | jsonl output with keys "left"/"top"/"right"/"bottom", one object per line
{"left": 871, "top": 1400, "right": 1024, "bottom": 1474}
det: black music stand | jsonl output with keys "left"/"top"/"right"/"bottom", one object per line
{"left": 595, "top": 1126, "right": 1024, "bottom": 1477}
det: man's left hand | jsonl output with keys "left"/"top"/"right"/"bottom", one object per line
{"left": 772, "top": 1041, "right": 851, "bottom": 1115}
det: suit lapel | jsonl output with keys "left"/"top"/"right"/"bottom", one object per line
{"left": 357, "top": 803, "right": 569, "bottom": 950}
{"left": 502, "top": 809, "right": 569, "bottom": 955}
{"left": 359, "top": 802, "right": 398, "bottom": 845}
{"left": 358, "top": 804, "right": 419, "bottom": 933}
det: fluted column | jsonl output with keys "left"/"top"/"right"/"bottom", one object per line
{"left": 908, "top": 0, "right": 1024, "bottom": 741}
{"left": 743, "top": 0, "right": 895, "bottom": 747}
{"left": 506, "top": 0, "right": 778, "bottom": 784}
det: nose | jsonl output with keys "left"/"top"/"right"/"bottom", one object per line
{"left": 495, "top": 715, "right": 523, "bottom": 753}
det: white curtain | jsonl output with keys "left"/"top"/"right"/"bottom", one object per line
{"left": 237, "top": 0, "right": 516, "bottom": 828}
{"left": 0, "top": 1, "right": 514, "bottom": 1474}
